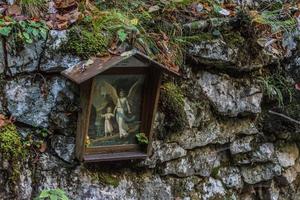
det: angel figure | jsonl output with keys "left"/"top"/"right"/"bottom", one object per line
{"left": 101, "top": 107, "right": 114, "bottom": 137}
{"left": 102, "top": 79, "right": 141, "bottom": 138}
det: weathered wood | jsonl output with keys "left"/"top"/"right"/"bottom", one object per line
{"left": 83, "top": 152, "right": 147, "bottom": 162}
{"left": 146, "top": 69, "right": 162, "bottom": 156}
{"left": 86, "top": 144, "right": 140, "bottom": 154}
{"left": 76, "top": 80, "right": 92, "bottom": 161}
{"left": 61, "top": 50, "right": 180, "bottom": 84}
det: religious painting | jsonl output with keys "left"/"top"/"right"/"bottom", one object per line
{"left": 87, "top": 74, "right": 145, "bottom": 147}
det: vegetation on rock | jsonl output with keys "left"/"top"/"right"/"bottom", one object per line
{"left": 0, "top": 123, "right": 26, "bottom": 184}
{"left": 160, "top": 82, "right": 186, "bottom": 134}
{"left": 34, "top": 188, "right": 69, "bottom": 200}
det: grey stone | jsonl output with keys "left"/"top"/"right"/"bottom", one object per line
{"left": 276, "top": 167, "right": 298, "bottom": 185}
{"left": 5, "top": 76, "right": 76, "bottom": 128}
{"left": 40, "top": 30, "right": 81, "bottom": 72}
{"left": 218, "top": 167, "right": 243, "bottom": 189}
{"left": 241, "top": 163, "right": 282, "bottom": 184}
{"left": 230, "top": 136, "right": 255, "bottom": 155}
{"left": 176, "top": 119, "right": 257, "bottom": 150}
{"left": 38, "top": 153, "right": 64, "bottom": 171}
{"left": 188, "top": 39, "right": 237, "bottom": 66}
{"left": 140, "top": 176, "right": 173, "bottom": 200}
{"left": 197, "top": 71, "right": 262, "bottom": 117}
{"left": 19, "top": 166, "right": 33, "bottom": 200}
{"left": 188, "top": 39, "right": 275, "bottom": 71}
{"left": 51, "top": 135, "right": 75, "bottom": 163}
{"left": 201, "top": 178, "right": 226, "bottom": 200}
{"left": 145, "top": 141, "right": 187, "bottom": 168}
{"left": 162, "top": 146, "right": 221, "bottom": 177}
{"left": 252, "top": 143, "right": 275, "bottom": 163}
{"left": 275, "top": 143, "right": 299, "bottom": 168}
{"left": 8, "top": 40, "right": 45, "bottom": 76}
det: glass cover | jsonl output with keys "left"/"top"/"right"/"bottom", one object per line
{"left": 87, "top": 74, "right": 145, "bottom": 147}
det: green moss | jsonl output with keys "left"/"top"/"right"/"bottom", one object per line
{"left": 211, "top": 166, "right": 221, "bottom": 179}
{"left": 63, "top": 26, "right": 109, "bottom": 59}
{"left": 0, "top": 124, "right": 26, "bottom": 183}
{"left": 160, "top": 82, "right": 186, "bottom": 134}
{"left": 90, "top": 172, "right": 120, "bottom": 187}
{"left": 222, "top": 31, "right": 245, "bottom": 48}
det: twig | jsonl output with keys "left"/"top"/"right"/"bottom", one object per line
{"left": 268, "top": 110, "right": 300, "bottom": 125}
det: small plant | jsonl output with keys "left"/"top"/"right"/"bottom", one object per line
{"left": 259, "top": 72, "right": 294, "bottom": 107}
{"left": 18, "top": 0, "right": 47, "bottom": 18}
{"left": 0, "top": 16, "right": 48, "bottom": 48}
{"left": 136, "top": 133, "right": 149, "bottom": 145}
{"left": 34, "top": 189, "right": 69, "bottom": 200}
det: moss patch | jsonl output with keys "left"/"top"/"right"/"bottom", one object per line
{"left": 90, "top": 171, "right": 120, "bottom": 187}
{"left": 160, "top": 82, "right": 187, "bottom": 134}
{"left": 0, "top": 124, "right": 26, "bottom": 183}
{"left": 63, "top": 26, "right": 109, "bottom": 59}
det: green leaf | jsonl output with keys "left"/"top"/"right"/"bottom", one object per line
{"left": 49, "top": 194, "right": 58, "bottom": 200}
{"left": 32, "top": 29, "right": 39, "bottom": 37}
{"left": 0, "top": 26, "right": 12, "bottom": 37}
{"left": 117, "top": 29, "right": 127, "bottom": 42}
{"left": 39, "top": 190, "right": 50, "bottom": 198}
{"left": 39, "top": 28, "right": 48, "bottom": 39}
{"left": 23, "top": 32, "right": 30, "bottom": 40}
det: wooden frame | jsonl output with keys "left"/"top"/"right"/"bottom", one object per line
{"left": 76, "top": 67, "right": 162, "bottom": 162}
{"left": 62, "top": 50, "right": 178, "bottom": 162}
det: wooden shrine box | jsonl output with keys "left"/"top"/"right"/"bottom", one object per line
{"left": 61, "top": 50, "right": 179, "bottom": 162}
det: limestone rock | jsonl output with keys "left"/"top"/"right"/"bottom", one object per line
{"left": 175, "top": 119, "right": 258, "bottom": 150}
{"left": 162, "top": 146, "right": 222, "bottom": 177}
{"left": 276, "top": 167, "right": 298, "bottom": 185}
{"left": 241, "top": 163, "right": 282, "bottom": 184}
{"left": 252, "top": 143, "right": 275, "bottom": 163}
{"left": 275, "top": 143, "right": 299, "bottom": 168}
{"left": 197, "top": 71, "right": 262, "bottom": 117}
{"left": 8, "top": 40, "right": 45, "bottom": 76}
{"left": 230, "top": 136, "right": 255, "bottom": 155}
{"left": 201, "top": 178, "right": 226, "bottom": 200}
{"left": 188, "top": 39, "right": 237, "bottom": 66}
{"left": 218, "top": 167, "right": 243, "bottom": 189}
{"left": 5, "top": 76, "right": 77, "bottom": 128}
{"left": 40, "top": 30, "right": 81, "bottom": 72}
{"left": 51, "top": 135, "right": 75, "bottom": 163}
{"left": 188, "top": 39, "right": 275, "bottom": 71}
{"left": 145, "top": 141, "right": 187, "bottom": 168}
{"left": 140, "top": 176, "right": 173, "bottom": 200}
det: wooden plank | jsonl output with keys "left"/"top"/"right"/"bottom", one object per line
{"left": 83, "top": 152, "right": 147, "bottom": 162}
{"left": 61, "top": 51, "right": 180, "bottom": 84}
{"left": 85, "top": 144, "right": 140, "bottom": 154}
{"left": 146, "top": 68, "right": 162, "bottom": 156}
{"left": 76, "top": 80, "right": 92, "bottom": 161}
{"left": 83, "top": 78, "right": 96, "bottom": 156}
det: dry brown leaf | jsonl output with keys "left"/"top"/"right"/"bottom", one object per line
{"left": 6, "top": 4, "right": 21, "bottom": 16}
{"left": 39, "top": 142, "right": 47, "bottom": 153}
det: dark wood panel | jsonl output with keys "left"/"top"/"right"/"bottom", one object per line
{"left": 83, "top": 152, "right": 147, "bottom": 162}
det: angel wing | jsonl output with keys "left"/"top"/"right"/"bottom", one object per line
{"left": 102, "top": 81, "right": 119, "bottom": 105}
{"left": 127, "top": 78, "right": 143, "bottom": 102}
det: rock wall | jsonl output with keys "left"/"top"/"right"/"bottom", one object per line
{"left": 1, "top": 24, "right": 300, "bottom": 200}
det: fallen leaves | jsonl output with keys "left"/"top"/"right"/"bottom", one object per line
{"left": 0, "top": 114, "right": 14, "bottom": 128}
{"left": 46, "top": 0, "right": 82, "bottom": 30}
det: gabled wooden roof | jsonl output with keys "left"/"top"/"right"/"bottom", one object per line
{"left": 61, "top": 50, "right": 180, "bottom": 84}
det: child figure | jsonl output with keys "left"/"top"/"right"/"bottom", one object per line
{"left": 101, "top": 107, "right": 114, "bottom": 137}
